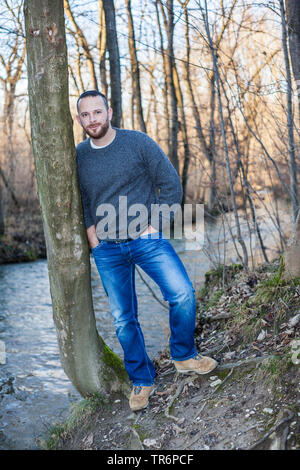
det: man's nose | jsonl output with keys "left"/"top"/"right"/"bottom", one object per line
{"left": 89, "top": 114, "right": 97, "bottom": 123}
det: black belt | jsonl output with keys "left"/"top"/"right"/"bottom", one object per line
{"left": 101, "top": 238, "right": 134, "bottom": 244}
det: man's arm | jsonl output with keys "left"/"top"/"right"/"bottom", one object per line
{"left": 77, "top": 154, "right": 96, "bottom": 244}
{"left": 140, "top": 134, "right": 182, "bottom": 231}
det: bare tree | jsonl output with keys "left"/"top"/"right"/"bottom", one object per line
{"left": 0, "top": 0, "right": 25, "bottom": 233}
{"left": 98, "top": 0, "right": 108, "bottom": 94}
{"left": 126, "top": 0, "right": 146, "bottom": 132}
{"left": 155, "top": 0, "right": 170, "bottom": 152}
{"left": 102, "top": 0, "right": 122, "bottom": 127}
{"left": 181, "top": 1, "right": 217, "bottom": 210}
{"left": 201, "top": 0, "right": 249, "bottom": 269}
{"left": 158, "top": 0, "right": 179, "bottom": 173}
{"left": 64, "top": 0, "right": 99, "bottom": 90}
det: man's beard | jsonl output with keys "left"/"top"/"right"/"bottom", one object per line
{"left": 85, "top": 117, "right": 110, "bottom": 139}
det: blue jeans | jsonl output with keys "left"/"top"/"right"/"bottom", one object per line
{"left": 92, "top": 232, "right": 197, "bottom": 386}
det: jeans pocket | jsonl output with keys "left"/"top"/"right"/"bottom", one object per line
{"left": 92, "top": 240, "right": 105, "bottom": 252}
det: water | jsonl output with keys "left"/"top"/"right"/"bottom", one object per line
{"left": 0, "top": 199, "right": 292, "bottom": 449}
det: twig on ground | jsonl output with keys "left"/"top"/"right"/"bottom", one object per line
{"left": 217, "top": 355, "right": 274, "bottom": 370}
{"left": 159, "top": 367, "right": 175, "bottom": 377}
{"left": 200, "top": 313, "right": 235, "bottom": 322}
{"left": 164, "top": 376, "right": 197, "bottom": 423}
{"left": 201, "top": 343, "right": 231, "bottom": 356}
{"left": 194, "top": 367, "right": 233, "bottom": 421}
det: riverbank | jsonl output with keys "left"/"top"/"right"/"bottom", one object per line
{"left": 0, "top": 203, "right": 46, "bottom": 264}
{"left": 43, "top": 260, "right": 300, "bottom": 451}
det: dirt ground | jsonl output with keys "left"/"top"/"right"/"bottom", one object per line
{"left": 45, "top": 263, "right": 300, "bottom": 451}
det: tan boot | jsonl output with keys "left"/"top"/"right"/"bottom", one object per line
{"left": 173, "top": 355, "right": 217, "bottom": 374}
{"left": 129, "top": 385, "right": 155, "bottom": 412}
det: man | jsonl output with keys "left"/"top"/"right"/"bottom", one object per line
{"left": 76, "top": 90, "right": 217, "bottom": 412}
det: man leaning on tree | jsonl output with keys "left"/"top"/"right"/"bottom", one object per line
{"left": 75, "top": 90, "right": 217, "bottom": 412}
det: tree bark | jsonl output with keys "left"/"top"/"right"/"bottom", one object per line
{"left": 102, "top": 0, "right": 122, "bottom": 127}
{"left": 24, "top": 0, "right": 130, "bottom": 398}
{"left": 0, "top": 184, "right": 4, "bottom": 236}
{"left": 283, "top": 211, "right": 300, "bottom": 279}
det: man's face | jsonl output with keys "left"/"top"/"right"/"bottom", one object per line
{"left": 76, "top": 95, "right": 112, "bottom": 139}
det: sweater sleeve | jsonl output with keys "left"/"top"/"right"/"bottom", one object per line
{"left": 79, "top": 181, "right": 94, "bottom": 230}
{"left": 76, "top": 154, "right": 94, "bottom": 230}
{"left": 140, "top": 134, "right": 182, "bottom": 230}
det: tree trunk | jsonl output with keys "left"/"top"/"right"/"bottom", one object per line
{"left": 98, "top": 0, "right": 108, "bottom": 95}
{"left": 158, "top": 0, "right": 179, "bottom": 172}
{"left": 283, "top": 212, "right": 300, "bottom": 279}
{"left": 155, "top": 0, "right": 170, "bottom": 154}
{"left": 283, "top": 0, "right": 300, "bottom": 279}
{"left": 279, "top": 0, "right": 299, "bottom": 223}
{"left": 286, "top": 0, "right": 300, "bottom": 122}
{"left": 102, "top": 0, "right": 122, "bottom": 128}
{"left": 173, "top": 65, "right": 190, "bottom": 205}
{"left": 24, "top": 0, "right": 130, "bottom": 398}
{"left": 0, "top": 183, "right": 4, "bottom": 236}
{"left": 126, "top": 0, "right": 146, "bottom": 133}
{"left": 166, "top": 0, "right": 179, "bottom": 173}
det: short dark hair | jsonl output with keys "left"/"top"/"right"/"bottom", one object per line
{"left": 77, "top": 90, "right": 109, "bottom": 113}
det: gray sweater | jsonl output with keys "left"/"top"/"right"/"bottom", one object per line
{"left": 76, "top": 128, "right": 182, "bottom": 240}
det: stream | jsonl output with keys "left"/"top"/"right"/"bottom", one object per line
{"left": 0, "top": 197, "right": 291, "bottom": 449}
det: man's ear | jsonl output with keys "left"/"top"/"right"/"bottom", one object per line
{"left": 76, "top": 114, "right": 82, "bottom": 126}
{"left": 108, "top": 107, "right": 113, "bottom": 121}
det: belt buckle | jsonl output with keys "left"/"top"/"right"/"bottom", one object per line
{"left": 116, "top": 238, "right": 132, "bottom": 244}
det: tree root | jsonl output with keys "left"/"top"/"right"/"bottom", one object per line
{"left": 246, "top": 409, "right": 294, "bottom": 450}
{"left": 164, "top": 375, "right": 198, "bottom": 423}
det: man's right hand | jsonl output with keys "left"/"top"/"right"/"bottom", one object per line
{"left": 87, "top": 225, "right": 99, "bottom": 249}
